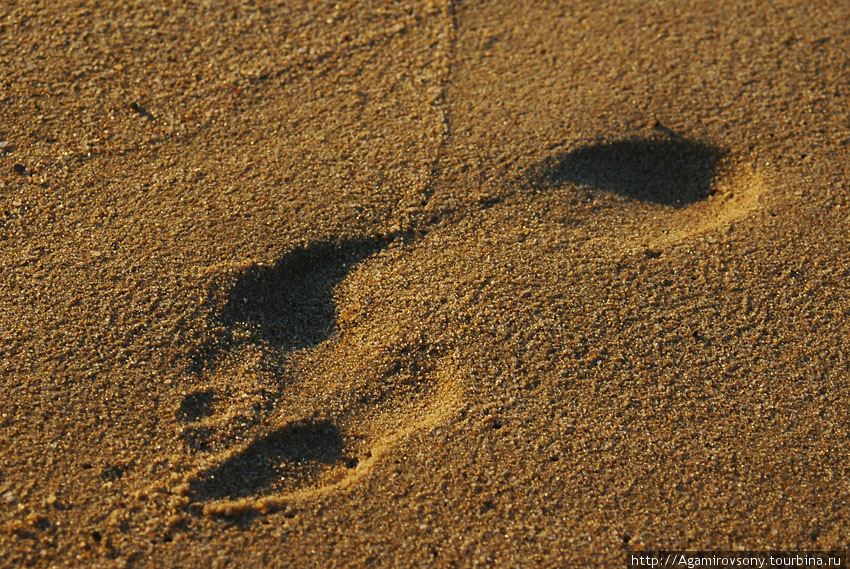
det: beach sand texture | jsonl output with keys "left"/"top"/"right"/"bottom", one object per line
{"left": 1, "top": 1, "right": 849, "bottom": 567}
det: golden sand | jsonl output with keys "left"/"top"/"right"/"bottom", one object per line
{"left": 1, "top": 1, "right": 849, "bottom": 567}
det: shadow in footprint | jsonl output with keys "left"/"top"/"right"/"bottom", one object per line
{"left": 177, "top": 390, "right": 215, "bottom": 422}
{"left": 194, "top": 237, "right": 395, "bottom": 370}
{"left": 189, "top": 420, "right": 344, "bottom": 501}
{"left": 527, "top": 137, "right": 725, "bottom": 207}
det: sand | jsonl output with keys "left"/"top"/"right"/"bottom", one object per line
{"left": 1, "top": 1, "right": 849, "bottom": 567}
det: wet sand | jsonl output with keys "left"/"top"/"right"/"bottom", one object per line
{"left": 1, "top": 1, "right": 849, "bottom": 567}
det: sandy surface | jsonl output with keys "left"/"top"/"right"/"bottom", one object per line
{"left": 2, "top": 1, "right": 850, "bottom": 567}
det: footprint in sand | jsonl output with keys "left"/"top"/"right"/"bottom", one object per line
{"left": 177, "top": 133, "right": 764, "bottom": 516}
{"left": 179, "top": 235, "right": 461, "bottom": 514}
{"left": 524, "top": 135, "right": 764, "bottom": 239}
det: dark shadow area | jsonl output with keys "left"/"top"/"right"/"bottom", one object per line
{"left": 100, "top": 463, "right": 129, "bottom": 482}
{"left": 191, "top": 236, "right": 396, "bottom": 371}
{"left": 526, "top": 137, "right": 725, "bottom": 207}
{"left": 181, "top": 426, "right": 214, "bottom": 452}
{"left": 189, "top": 420, "right": 343, "bottom": 501}
{"left": 177, "top": 389, "right": 215, "bottom": 422}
